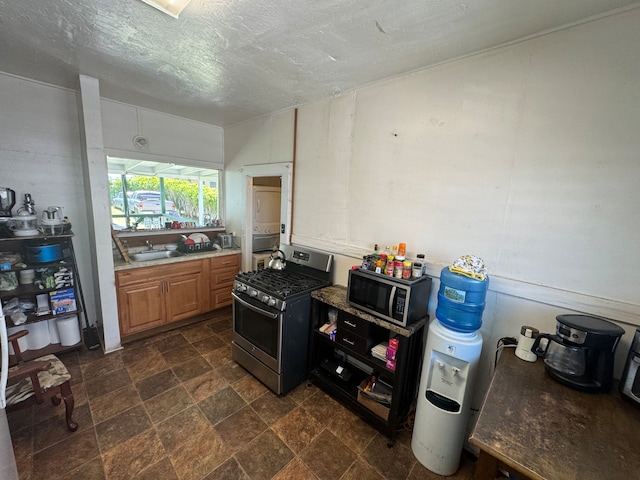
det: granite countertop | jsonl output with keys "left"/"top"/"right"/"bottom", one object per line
{"left": 469, "top": 349, "right": 640, "bottom": 480}
{"left": 113, "top": 247, "right": 242, "bottom": 271}
{"left": 311, "top": 284, "right": 427, "bottom": 338}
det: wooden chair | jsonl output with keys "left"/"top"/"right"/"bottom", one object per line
{"left": 4, "top": 330, "right": 78, "bottom": 432}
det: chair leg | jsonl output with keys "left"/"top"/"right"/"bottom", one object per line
{"left": 59, "top": 381, "right": 78, "bottom": 432}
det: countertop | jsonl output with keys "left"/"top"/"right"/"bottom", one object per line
{"left": 311, "top": 284, "right": 427, "bottom": 337}
{"left": 113, "top": 247, "right": 242, "bottom": 271}
{"left": 469, "top": 349, "right": 640, "bottom": 480}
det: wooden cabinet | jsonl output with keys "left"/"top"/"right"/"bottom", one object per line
{"left": 309, "top": 285, "right": 427, "bottom": 445}
{"left": 0, "top": 233, "right": 85, "bottom": 362}
{"left": 208, "top": 254, "right": 240, "bottom": 310}
{"left": 116, "top": 259, "right": 206, "bottom": 336}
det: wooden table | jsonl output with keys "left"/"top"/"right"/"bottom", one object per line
{"left": 469, "top": 350, "right": 640, "bottom": 480}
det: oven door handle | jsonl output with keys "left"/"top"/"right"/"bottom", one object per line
{"left": 232, "top": 292, "right": 279, "bottom": 319}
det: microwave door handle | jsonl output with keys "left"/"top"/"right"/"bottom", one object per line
{"left": 388, "top": 286, "right": 396, "bottom": 319}
{"left": 232, "top": 292, "right": 279, "bottom": 319}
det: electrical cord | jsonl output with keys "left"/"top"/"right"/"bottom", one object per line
{"left": 494, "top": 337, "right": 518, "bottom": 373}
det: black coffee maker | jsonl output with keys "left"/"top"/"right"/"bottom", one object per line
{"left": 532, "top": 314, "right": 625, "bottom": 393}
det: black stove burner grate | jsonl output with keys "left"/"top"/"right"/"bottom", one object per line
{"left": 236, "top": 268, "right": 328, "bottom": 298}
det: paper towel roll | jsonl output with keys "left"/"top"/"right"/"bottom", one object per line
{"left": 26, "top": 322, "right": 50, "bottom": 350}
{"left": 48, "top": 318, "right": 60, "bottom": 344}
{"left": 56, "top": 315, "right": 81, "bottom": 346}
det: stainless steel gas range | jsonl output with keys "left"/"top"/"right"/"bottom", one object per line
{"left": 232, "top": 244, "right": 333, "bottom": 395}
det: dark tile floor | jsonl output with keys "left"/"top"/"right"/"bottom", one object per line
{"left": 7, "top": 307, "right": 478, "bottom": 480}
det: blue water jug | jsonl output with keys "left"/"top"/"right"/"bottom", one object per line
{"left": 435, "top": 267, "right": 489, "bottom": 332}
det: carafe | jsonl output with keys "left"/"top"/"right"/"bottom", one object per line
{"left": 532, "top": 333, "right": 585, "bottom": 376}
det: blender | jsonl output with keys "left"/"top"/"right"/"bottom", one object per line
{"left": 532, "top": 314, "right": 625, "bottom": 392}
{"left": 11, "top": 193, "right": 39, "bottom": 237}
{"left": 40, "top": 206, "right": 64, "bottom": 235}
{"left": 0, "top": 188, "right": 16, "bottom": 237}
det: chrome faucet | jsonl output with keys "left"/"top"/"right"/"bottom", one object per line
{"left": 146, "top": 240, "right": 153, "bottom": 250}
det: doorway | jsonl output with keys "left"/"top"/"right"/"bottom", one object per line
{"left": 241, "top": 163, "right": 293, "bottom": 272}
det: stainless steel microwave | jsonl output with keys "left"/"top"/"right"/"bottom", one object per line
{"left": 620, "top": 328, "right": 640, "bottom": 406}
{"left": 347, "top": 268, "right": 432, "bottom": 327}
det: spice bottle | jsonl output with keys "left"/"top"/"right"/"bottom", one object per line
{"left": 385, "top": 260, "right": 395, "bottom": 276}
{"left": 402, "top": 261, "right": 412, "bottom": 279}
{"left": 379, "top": 245, "right": 390, "bottom": 272}
{"left": 394, "top": 260, "right": 404, "bottom": 278}
{"left": 375, "top": 258, "right": 384, "bottom": 274}
{"left": 417, "top": 253, "right": 426, "bottom": 276}
{"left": 412, "top": 258, "right": 423, "bottom": 278}
{"left": 396, "top": 243, "right": 407, "bottom": 261}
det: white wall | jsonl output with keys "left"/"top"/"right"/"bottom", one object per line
{"left": 224, "top": 109, "right": 295, "bottom": 247}
{"left": 225, "top": 8, "right": 640, "bottom": 411}
{"left": 0, "top": 74, "right": 99, "bottom": 335}
{"left": 0, "top": 73, "right": 226, "bottom": 353}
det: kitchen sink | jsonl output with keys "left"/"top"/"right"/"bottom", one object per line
{"left": 129, "top": 250, "right": 185, "bottom": 262}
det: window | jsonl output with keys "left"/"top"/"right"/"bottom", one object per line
{"left": 107, "top": 157, "right": 221, "bottom": 230}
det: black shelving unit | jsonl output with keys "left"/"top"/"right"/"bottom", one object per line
{"left": 308, "top": 285, "right": 427, "bottom": 446}
{"left": 1, "top": 233, "right": 86, "bottom": 362}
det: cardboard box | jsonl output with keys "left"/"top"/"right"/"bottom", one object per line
{"left": 357, "top": 379, "right": 391, "bottom": 421}
{"left": 49, "top": 288, "right": 76, "bottom": 315}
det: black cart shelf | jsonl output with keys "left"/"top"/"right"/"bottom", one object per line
{"left": 308, "top": 285, "right": 427, "bottom": 446}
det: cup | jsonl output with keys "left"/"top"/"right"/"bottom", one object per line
{"left": 19, "top": 268, "right": 36, "bottom": 285}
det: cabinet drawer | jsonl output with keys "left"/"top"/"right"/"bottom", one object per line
{"left": 210, "top": 254, "right": 240, "bottom": 270}
{"left": 338, "top": 313, "right": 372, "bottom": 338}
{"left": 336, "top": 331, "right": 372, "bottom": 356}
{"left": 210, "top": 287, "right": 233, "bottom": 309}
{"left": 210, "top": 267, "right": 238, "bottom": 288}
{"left": 117, "top": 259, "right": 204, "bottom": 286}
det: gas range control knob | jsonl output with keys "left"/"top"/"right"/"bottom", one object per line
{"left": 249, "top": 289, "right": 258, "bottom": 298}
{"left": 267, "top": 298, "right": 277, "bottom": 307}
{"left": 261, "top": 294, "right": 270, "bottom": 303}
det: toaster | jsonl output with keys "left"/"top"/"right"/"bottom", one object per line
{"left": 217, "top": 233, "right": 234, "bottom": 249}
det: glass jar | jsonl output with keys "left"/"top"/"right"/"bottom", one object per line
{"left": 402, "top": 261, "right": 412, "bottom": 279}
{"left": 394, "top": 260, "right": 404, "bottom": 278}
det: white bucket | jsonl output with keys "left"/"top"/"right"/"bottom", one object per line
{"left": 56, "top": 315, "right": 81, "bottom": 346}
{"left": 26, "top": 322, "right": 50, "bottom": 351}
{"left": 48, "top": 318, "right": 60, "bottom": 344}
{"left": 6, "top": 326, "right": 29, "bottom": 354}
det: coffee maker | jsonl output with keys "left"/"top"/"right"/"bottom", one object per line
{"left": 532, "top": 314, "right": 625, "bottom": 393}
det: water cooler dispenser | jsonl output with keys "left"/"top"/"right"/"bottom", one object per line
{"left": 412, "top": 262, "right": 488, "bottom": 476}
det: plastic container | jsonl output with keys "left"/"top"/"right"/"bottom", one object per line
{"left": 57, "top": 315, "right": 81, "bottom": 346}
{"left": 435, "top": 267, "right": 489, "bottom": 332}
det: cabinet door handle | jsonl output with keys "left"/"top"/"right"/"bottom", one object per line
{"left": 344, "top": 321, "right": 357, "bottom": 328}
{"left": 341, "top": 337, "right": 355, "bottom": 346}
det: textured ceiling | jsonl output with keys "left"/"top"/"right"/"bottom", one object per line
{"left": 0, "top": 0, "right": 638, "bottom": 127}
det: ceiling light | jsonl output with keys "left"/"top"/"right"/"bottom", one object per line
{"left": 139, "top": 0, "right": 192, "bottom": 19}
